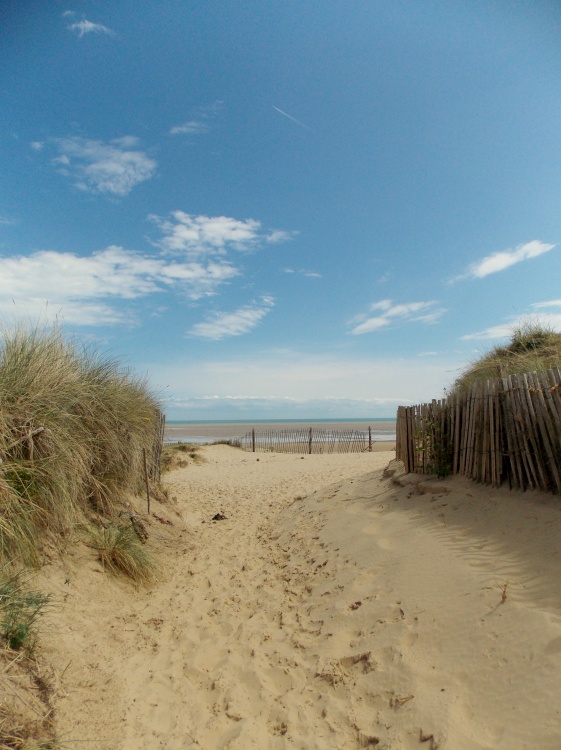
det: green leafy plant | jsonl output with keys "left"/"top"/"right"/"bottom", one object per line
{"left": 415, "top": 420, "right": 452, "bottom": 478}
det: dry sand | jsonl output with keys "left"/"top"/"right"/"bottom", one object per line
{"left": 37, "top": 445, "right": 561, "bottom": 749}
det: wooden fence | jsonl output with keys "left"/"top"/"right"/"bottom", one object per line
{"left": 396, "top": 367, "right": 561, "bottom": 494}
{"left": 233, "top": 427, "right": 374, "bottom": 454}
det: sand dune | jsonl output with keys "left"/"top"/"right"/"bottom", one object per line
{"left": 38, "top": 445, "right": 561, "bottom": 748}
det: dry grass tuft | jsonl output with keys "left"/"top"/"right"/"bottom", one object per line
{"left": 87, "top": 523, "right": 155, "bottom": 583}
{"left": 161, "top": 443, "right": 205, "bottom": 472}
{"left": 452, "top": 319, "right": 561, "bottom": 394}
{"left": 0, "top": 570, "right": 56, "bottom": 749}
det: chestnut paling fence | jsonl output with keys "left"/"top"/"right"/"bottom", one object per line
{"left": 396, "top": 367, "right": 561, "bottom": 494}
{"left": 232, "top": 427, "right": 376, "bottom": 454}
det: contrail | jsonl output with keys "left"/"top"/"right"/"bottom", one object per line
{"left": 272, "top": 106, "right": 313, "bottom": 131}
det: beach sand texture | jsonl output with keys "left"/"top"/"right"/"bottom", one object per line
{"left": 39, "top": 445, "right": 561, "bottom": 748}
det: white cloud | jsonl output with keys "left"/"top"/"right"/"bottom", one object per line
{"left": 68, "top": 20, "right": 115, "bottom": 37}
{"left": 455, "top": 240, "right": 556, "bottom": 281}
{"left": 169, "top": 121, "right": 210, "bottom": 136}
{"left": 350, "top": 299, "right": 445, "bottom": 335}
{"left": 188, "top": 297, "right": 274, "bottom": 339}
{"left": 532, "top": 299, "right": 561, "bottom": 309}
{"left": 169, "top": 101, "right": 223, "bottom": 136}
{"left": 53, "top": 136, "right": 156, "bottom": 196}
{"left": 283, "top": 267, "right": 320, "bottom": 278}
{"left": 30, "top": 141, "right": 44, "bottom": 151}
{"left": 150, "top": 211, "right": 292, "bottom": 256}
{"left": 266, "top": 229, "right": 297, "bottom": 244}
{"left": 0, "top": 245, "right": 239, "bottom": 325}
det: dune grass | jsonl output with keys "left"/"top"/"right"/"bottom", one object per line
{"left": 0, "top": 325, "right": 162, "bottom": 566}
{"left": 452, "top": 320, "right": 561, "bottom": 394}
{"left": 161, "top": 442, "right": 205, "bottom": 472}
{"left": 0, "top": 569, "right": 50, "bottom": 652}
{"left": 87, "top": 523, "right": 155, "bottom": 583}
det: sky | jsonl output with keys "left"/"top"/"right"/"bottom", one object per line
{"left": 2, "top": 1, "right": 561, "bottom": 420}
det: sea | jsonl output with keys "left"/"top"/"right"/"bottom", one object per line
{"left": 164, "top": 418, "right": 396, "bottom": 444}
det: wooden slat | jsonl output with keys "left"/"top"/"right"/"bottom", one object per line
{"left": 527, "top": 370, "right": 560, "bottom": 493}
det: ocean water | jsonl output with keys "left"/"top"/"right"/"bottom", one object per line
{"left": 164, "top": 418, "right": 397, "bottom": 444}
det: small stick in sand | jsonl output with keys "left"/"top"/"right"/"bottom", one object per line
{"left": 501, "top": 581, "right": 509, "bottom": 603}
{"left": 392, "top": 694, "right": 414, "bottom": 708}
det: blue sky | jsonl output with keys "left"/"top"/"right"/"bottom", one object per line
{"left": 2, "top": 1, "right": 561, "bottom": 419}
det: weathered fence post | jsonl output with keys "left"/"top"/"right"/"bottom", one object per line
{"left": 368, "top": 426, "right": 372, "bottom": 452}
{"left": 142, "top": 447, "right": 150, "bottom": 515}
{"left": 252, "top": 429, "right": 256, "bottom": 453}
{"left": 308, "top": 427, "right": 313, "bottom": 454}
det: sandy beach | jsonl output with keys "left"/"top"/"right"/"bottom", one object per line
{"left": 37, "top": 444, "right": 561, "bottom": 749}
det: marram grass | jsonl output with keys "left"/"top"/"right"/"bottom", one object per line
{"left": 452, "top": 320, "right": 561, "bottom": 395}
{"left": 0, "top": 325, "right": 162, "bottom": 567}
{"left": 88, "top": 524, "right": 155, "bottom": 582}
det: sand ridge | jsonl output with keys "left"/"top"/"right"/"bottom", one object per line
{"left": 37, "top": 445, "right": 561, "bottom": 748}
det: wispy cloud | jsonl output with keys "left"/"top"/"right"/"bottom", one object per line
{"left": 169, "top": 101, "right": 223, "bottom": 136}
{"left": 67, "top": 19, "right": 115, "bottom": 38}
{"left": 150, "top": 211, "right": 293, "bottom": 256}
{"left": 147, "top": 211, "right": 294, "bottom": 299}
{"left": 350, "top": 299, "right": 445, "bottom": 335}
{"left": 52, "top": 136, "right": 156, "bottom": 196}
{"left": 272, "top": 106, "right": 313, "bottom": 131}
{"left": 283, "top": 267, "right": 321, "bottom": 278}
{"left": 532, "top": 298, "right": 561, "bottom": 310}
{"left": 188, "top": 297, "right": 275, "bottom": 339}
{"left": 453, "top": 240, "right": 556, "bottom": 282}
{"left": 169, "top": 121, "right": 210, "bottom": 136}
{"left": 0, "top": 245, "right": 240, "bottom": 325}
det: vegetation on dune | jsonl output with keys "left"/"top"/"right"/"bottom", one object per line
{"left": 0, "top": 325, "right": 165, "bottom": 748}
{"left": 87, "top": 523, "right": 155, "bottom": 583}
{"left": 0, "top": 569, "right": 49, "bottom": 652}
{"left": 161, "top": 442, "right": 205, "bottom": 472}
{"left": 0, "top": 325, "right": 162, "bottom": 567}
{"left": 452, "top": 320, "right": 561, "bottom": 394}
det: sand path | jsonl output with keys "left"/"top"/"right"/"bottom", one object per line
{"left": 40, "top": 445, "right": 561, "bottom": 749}
{"left": 120, "top": 448, "right": 389, "bottom": 749}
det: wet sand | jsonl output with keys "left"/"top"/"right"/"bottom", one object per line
{"left": 164, "top": 420, "right": 397, "bottom": 444}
